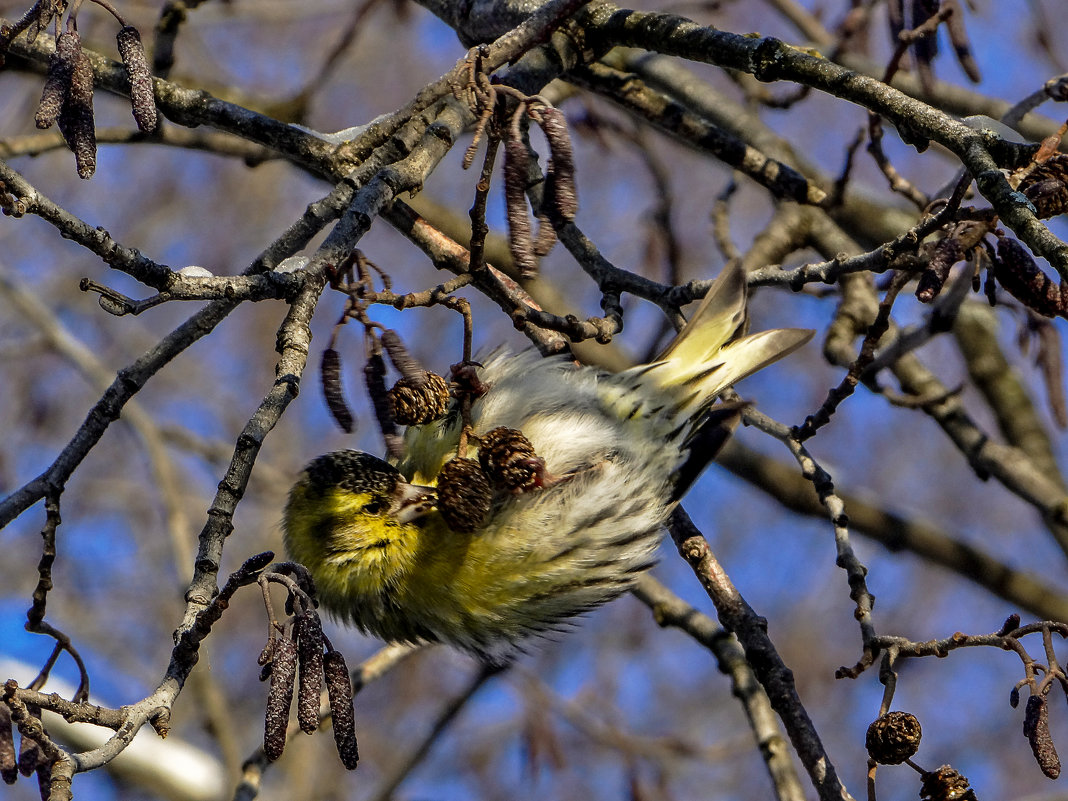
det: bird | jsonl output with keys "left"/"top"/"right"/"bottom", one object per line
{"left": 283, "top": 263, "right": 812, "bottom": 664}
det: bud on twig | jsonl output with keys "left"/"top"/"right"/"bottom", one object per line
{"left": 57, "top": 47, "right": 97, "bottom": 179}
{"left": 230, "top": 551, "right": 276, "bottom": 587}
{"left": 295, "top": 612, "right": 324, "bottom": 735}
{"left": 1024, "top": 694, "right": 1061, "bottom": 779}
{"left": 263, "top": 637, "right": 297, "bottom": 761}
{"left": 916, "top": 236, "right": 962, "bottom": 303}
{"left": 321, "top": 348, "right": 355, "bottom": 433}
{"left": 35, "top": 30, "right": 79, "bottom": 130}
{"left": 916, "top": 220, "right": 990, "bottom": 303}
{"left": 116, "top": 26, "right": 158, "bottom": 133}
{"left": 503, "top": 133, "right": 537, "bottom": 279}
{"left": 994, "top": 237, "right": 1068, "bottom": 318}
{"left": 323, "top": 649, "right": 359, "bottom": 770}
{"left": 1018, "top": 154, "right": 1068, "bottom": 219}
{"left": 364, "top": 351, "right": 404, "bottom": 460}
{"left": 998, "top": 613, "right": 1021, "bottom": 636}
{"left": 537, "top": 106, "right": 577, "bottom": 223}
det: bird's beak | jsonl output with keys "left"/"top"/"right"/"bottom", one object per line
{"left": 390, "top": 481, "right": 436, "bottom": 524}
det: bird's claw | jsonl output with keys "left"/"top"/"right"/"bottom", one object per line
{"left": 450, "top": 361, "right": 489, "bottom": 399}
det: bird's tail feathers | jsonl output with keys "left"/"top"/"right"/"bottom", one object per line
{"left": 651, "top": 263, "right": 813, "bottom": 413}
{"left": 657, "top": 260, "right": 748, "bottom": 365}
{"left": 670, "top": 401, "right": 747, "bottom": 501}
{"left": 712, "top": 327, "right": 814, "bottom": 390}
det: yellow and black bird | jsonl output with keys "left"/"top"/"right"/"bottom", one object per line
{"left": 284, "top": 264, "right": 812, "bottom": 663}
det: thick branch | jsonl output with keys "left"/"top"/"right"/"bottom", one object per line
{"left": 668, "top": 509, "right": 854, "bottom": 801}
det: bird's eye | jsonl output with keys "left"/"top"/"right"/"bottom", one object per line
{"left": 361, "top": 497, "right": 389, "bottom": 515}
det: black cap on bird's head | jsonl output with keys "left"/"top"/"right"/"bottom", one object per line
{"left": 298, "top": 450, "right": 435, "bottom": 523}
{"left": 301, "top": 451, "right": 399, "bottom": 499}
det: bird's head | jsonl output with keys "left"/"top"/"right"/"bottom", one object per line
{"left": 282, "top": 451, "right": 435, "bottom": 601}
